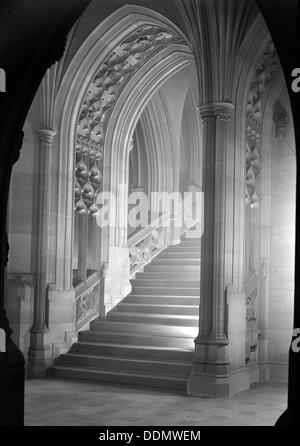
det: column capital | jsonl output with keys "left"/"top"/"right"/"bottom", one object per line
{"left": 36, "top": 128, "right": 56, "bottom": 144}
{"left": 197, "top": 101, "right": 234, "bottom": 121}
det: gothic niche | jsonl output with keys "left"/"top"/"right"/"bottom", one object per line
{"left": 74, "top": 25, "right": 183, "bottom": 214}
{"left": 272, "top": 99, "right": 289, "bottom": 139}
{"left": 245, "top": 42, "right": 279, "bottom": 207}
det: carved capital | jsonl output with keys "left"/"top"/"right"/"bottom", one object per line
{"left": 36, "top": 128, "right": 56, "bottom": 145}
{"left": 197, "top": 102, "right": 234, "bottom": 122}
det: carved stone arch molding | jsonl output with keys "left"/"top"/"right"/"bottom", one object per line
{"left": 53, "top": 5, "right": 193, "bottom": 291}
{"left": 75, "top": 23, "right": 185, "bottom": 216}
{"left": 138, "top": 91, "right": 176, "bottom": 198}
{"left": 104, "top": 47, "right": 193, "bottom": 248}
{"left": 181, "top": 82, "right": 203, "bottom": 191}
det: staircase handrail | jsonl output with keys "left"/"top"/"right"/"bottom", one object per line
{"left": 127, "top": 212, "right": 170, "bottom": 249}
{"left": 74, "top": 266, "right": 105, "bottom": 331}
{"left": 128, "top": 193, "right": 201, "bottom": 276}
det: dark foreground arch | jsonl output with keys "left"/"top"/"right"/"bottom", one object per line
{"left": 256, "top": 0, "right": 300, "bottom": 426}
{"left": 0, "top": 0, "right": 92, "bottom": 426}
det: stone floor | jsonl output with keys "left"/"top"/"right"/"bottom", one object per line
{"left": 24, "top": 378, "right": 287, "bottom": 426}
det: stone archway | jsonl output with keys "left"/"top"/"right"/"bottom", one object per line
{"left": 50, "top": 5, "right": 194, "bottom": 343}
{"left": 53, "top": 5, "right": 191, "bottom": 291}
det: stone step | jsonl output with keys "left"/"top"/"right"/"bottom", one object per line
{"left": 131, "top": 279, "right": 200, "bottom": 288}
{"left": 70, "top": 342, "right": 194, "bottom": 361}
{"left": 135, "top": 272, "right": 200, "bottom": 281}
{"left": 107, "top": 311, "right": 199, "bottom": 326}
{"left": 78, "top": 330, "right": 195, "bottom": 349}
{"left": 179, "top": 239, "right": 201, "bottom": 244}
{"left": 159, "top": 252, "right": 200, "bottom": 259}
{"left": 113, "top": 303, "right": 199, "bottom": 316}
{"left": 151, "top": 258, "right": 200, "bottom": 266}
{"left": 49, "top": 366, "right": 187, "bottom": 392}
{"left": 131, "top": 286, "right": 200, "bottom": 296}
{"left": 176, "top": 245, "right": 201, "bottom": 250}
{"left": 50, "top": 235, "right": 203, "bottom": 391}
{"left": 124, "top": 294, "right": 199, "bottom": 305}
{"left": 90, "top": 320, "right": 198, "bottom": 338}
{"left": 167, "top": 245, "right": 200, "bottom": 252}
{"left": 144, "top": 264, "right": 200, "bottom": 272}
{"left": 54, "top": 353, "right": 192, "bottom": 377}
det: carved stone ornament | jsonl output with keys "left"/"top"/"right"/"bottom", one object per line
{"left": 75, "top": 25, "right": 183, "bottom": 214}
{"left": 75, "top": 135, "right": 104, "bottom": 214}
{"left": 272, "top": 99, "right": 289, "bottom": 139}
{"left": 129, "top": 227, "right": 166, "bottom": 273}
{"left": 75, "top": 282, "right": 100, "bottom": 330}
{"left": 245, "top": 42, "right": 279, "bottom": 207}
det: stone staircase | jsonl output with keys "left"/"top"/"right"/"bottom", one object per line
{"left": 49, "top": 237, "right": 200, "bottom": 393}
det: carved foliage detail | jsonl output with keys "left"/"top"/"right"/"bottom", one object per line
{"left": 245, "top": 137, "right": 260, "bottom": 208}
{"left": 129, "top": 227, "right": 166, "bottom": 273}
{"left": 245, "top": 42, "right": 279, "bottom": 207}
{"left": 75, "top": 135, "right": 103, "bottom": 214}
{"left": 75, "top": 25, "right": 182, "bottom": 214}
{"left": 77, "top": 26, "right": 181, "bottom": 143}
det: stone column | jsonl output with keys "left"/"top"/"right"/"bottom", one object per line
{"left": 28, "top": 129, "right": 56, "bottom": 377}
{"left": 188, "top": 102, "right": 249, "bottom": 397}
{"left": 197, "top": 102, "right": 233, "bottom": 342}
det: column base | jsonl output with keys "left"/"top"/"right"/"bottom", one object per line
{"left": 28, "top": 331, "right": 52, "bottom": 377}
{"left": 187, "top": 364, "right": 251, "bottom": 397}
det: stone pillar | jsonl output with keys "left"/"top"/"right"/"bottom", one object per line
{"left": 28, "top": 129, "right": 56, "bottom": 377}
{"left": 188, "top": 102, "right": 249, "bottom": 397}
{"left": 198, "top": 102, "right": 233, "bottom": 342}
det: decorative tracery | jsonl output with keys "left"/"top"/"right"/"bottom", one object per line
{"left": 74, "top": 25, "right": 183, "bottom": 214}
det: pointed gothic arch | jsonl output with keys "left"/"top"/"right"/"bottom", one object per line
{"left": 53, "top": 5, "right": 193, "bottom": 292}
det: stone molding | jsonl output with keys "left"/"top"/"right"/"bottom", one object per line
{"left": 197, "top": 101, "right": 234, "bottom": 121}
{"left": 36, "top": 128, "right": 56, "bottom": 145}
